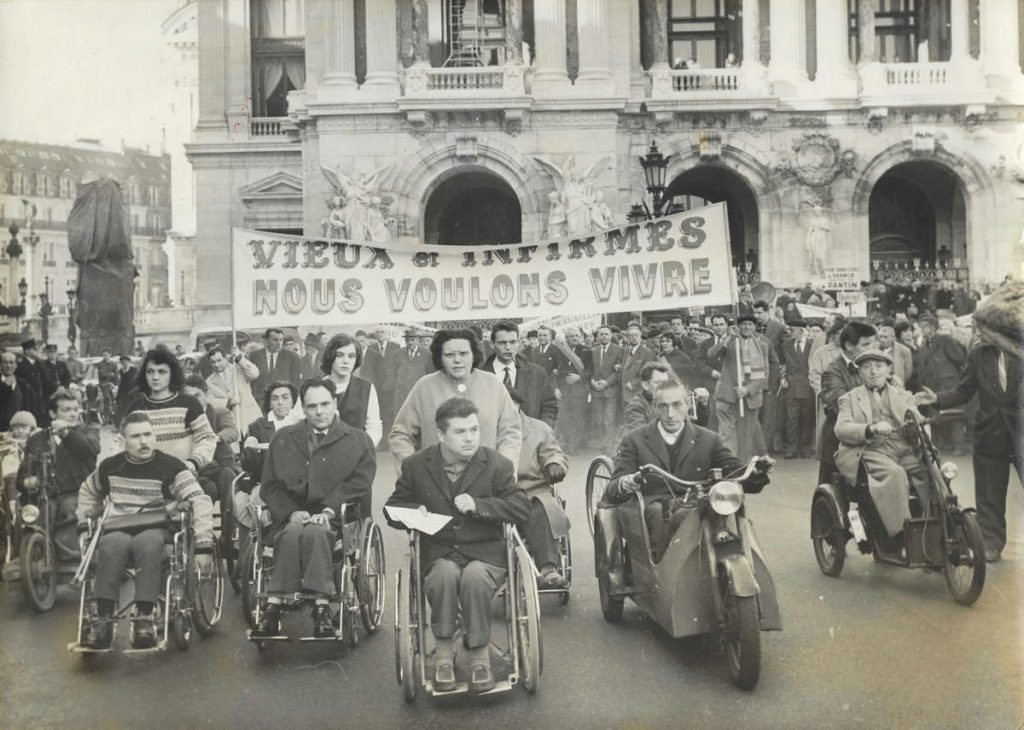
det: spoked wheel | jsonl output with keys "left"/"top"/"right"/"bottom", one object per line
{"left": 593, "top": 519, "right": 623, "bottom": 623}
{"left": 240, "top": 542, "right": 259, "bottom": 629}
{"left": 558, "top": 531, "right": 572, "bottom": 606}
{"left": 943, "top": 510, "right": 986, "bottom": 606}
{"left": 394, "top": 569, "right": 417, "bottom": 703}
{"left": 171, "top": 614, "right": 193, "bottom": 651}
{"left": 810, "top": 493, "right": 847, "bottom": 578}
{"left": 722, "top": 592, "right": 761, "bottom": 690}
{"left": 192, "top": 542, "right": 225, "bottom": 636}
{"left": 337, "top": 563, "right": 358, "bottom": 647}
{"left": 585, "top": 457, "right": 614, "bottom": 537}
{"left": 20, "top": 532, "right": 57, "bottom": 612}
{"left": 358, "top": 521, "right": 386, "bottom": 634}
{"left": 514, "top": 545, "right": 543, "bottom": 692}
{"left": 224, "top": 521, "right": 240, "bottom": 595}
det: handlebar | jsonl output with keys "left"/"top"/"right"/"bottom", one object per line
{"left": 637, "top": 455, "right": 774, "bottom": 490}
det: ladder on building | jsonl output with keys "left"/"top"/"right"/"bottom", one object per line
{"left": 443, "top": 0, "right": 505, "bottom": 67}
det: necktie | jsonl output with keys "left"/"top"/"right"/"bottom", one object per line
{"left": 848, "top": 361, "right": 858, "bottom": 376}
{"left": 503, "top": 366, "right": 512, "bottom": 388}
{"left": 315, "top": 431, "right": 325, "bottom": 445}
{"left": 269, "top": 352, "right": 276, "bottom": 373}
{"left": 998, "top": 351, "right": 1007, "bottom": 392}
{"left": 600, "top": 346, "right": 606, "bottom": 368}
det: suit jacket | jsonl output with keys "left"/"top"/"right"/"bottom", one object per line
{"left": 694, "top": 336, "right": 725, "bottom": 388}
{"left": 249, "top": 347, "right": 303, "bottom": 400}
{"left": 835, "top": 385, "right": 920, "bottom": 475}
{"left": 260, "top": 416, "right": 377, "bottom": 528}
{"left": 709, "top": 335, "right": 776, "bottom": 409}
{"left": 18, "top": 424, "right": 100, "bottom": 496}
{"left": 606, "top": 421, "right": 750, "bottom": 505}
{"left": 385, "top": 445, "right": 530, "bottom": 568}
{"left": 530, "top": 344, "right": 570, "bottom": 383}
{"left": 818, "top": 353, "right": 861, "bottom": 461}
{"left": 14, "top": 358, "right": 47, "bottom": 425}
{"left": 622, "top": 393, "right": 657, "bottom": 433}
{"left": 781, "top": 338, "right": 813, "bottom": 400}
{"left": 394, "top": 345, "right": 429, "bottom": 411}
{"left": 661, "top": 349, "right": 695, "bottom": 389}
{"left": 937, "top": 344, "right": 1022, "bottom": 457}
{"left": 0, "top": 376, "right": 35, "bottom": 431}
{"left": 619, "top": 344, "right": 656, "bottom": 404}
{"left": 481, "top": 354, "right": 558, "bottom": 427}
{"left": 361, "top": 341, "right": 402, "bottom": 393}
{"left": 883, "top": 342, "right": 914, "bottom": 389}
{"left": 590, "top": 343, "right": 624, "bottom": 395}
{"left": 758, "top": 318, "right": 787, "bottom": 352}
{"left": 915, "top": 334, "right": 966, "bottom": 392}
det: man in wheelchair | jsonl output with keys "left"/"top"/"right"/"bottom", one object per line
{"left": 834, "top": 349, "right": 928, "bottom": 551}
{"left": 76, "top": 412, "right": 215, "bottom": 650}
{"left": 605, "top": 380, "right": 767, "bottom": 562}
{"left": 385, "top": 397, "right": 530, "bottom": 693}
{"left": 251, "top": 378, "right": 377, "bottom": 639}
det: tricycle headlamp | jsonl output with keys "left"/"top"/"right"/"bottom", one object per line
{"left": 21, "top": 504, "right": 40, "bottom": 524}
{"left": 709, "top": 481, "right": 744, "bottom": 516}
{"left": 940, "top": 461, "right": 958, "bottom": 480}
{"left": 22, "top": 476, "right": 38, "bottom": 491}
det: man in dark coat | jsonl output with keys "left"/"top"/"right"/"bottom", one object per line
{"left": 249, "top": 328, "right": 303, "bottom": 401}
{"left": 393, "top": 328, "right": 429, "bottom": 413}
{"left": 15, "top": 339, "right": 48, "bottom": 427}
{"left": 618, "top": 324, "right": 657, "bottom": 412}
{"left": 361, "top": 325, "right": 402, "bottom": 446}
{"left": 753, "top": 300, "right": 788, "bottom": 452}
{"left": 529, "top": 326, "right": 570, "bottom": 384}
{"left": 115, "top": 355, "right": 138, "bottom": 423}
{"left": 385, "top": 397, "right": 529, "bottom": 693}
{"left": 818, "top": 322, "right": 878, "bottom": 483}
{"left": 0, "top": 350, "right": 35, "bottom": 431}
{"left": 781, "top": 320, "right": 815, "bottom": 458}
{"left": 622, "top": 362, "right": 670, "bottom": 434}
{"left": 555, "top": 326, "right": 591, "bottom": 453}
{"left": 253, "top": 378, "right": 377, "bottom": 638}
{"left": 915, "top": 316, "right": 968, "bottom": 452}
{"left": 482, "top": 321, "right": 558, "bottom": 427}
{"left": 590, "top": 325, "right": 624, "bottom": 450}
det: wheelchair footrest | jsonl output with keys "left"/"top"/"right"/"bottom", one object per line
{"left": 297, "top": 633, "right": 343, "bottom": 642}
{"left": 122, "top": 642, "right": 168, "bottom": 655}
{"left": 67, "top": 642, "right": 114, "bottom": 654}
{"left": 426, "top": 679, "right": 515, "bottom": 697}
{"left": 246, "top": 630, "right": 290, "bottom": 642}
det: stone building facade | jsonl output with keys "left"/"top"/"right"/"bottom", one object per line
{"left": 187, "top": 0, "right": 1024, "bottom": 331}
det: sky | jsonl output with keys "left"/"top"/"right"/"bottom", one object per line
{"left": 0, "top": 0, "right": 180, "bottom": 152}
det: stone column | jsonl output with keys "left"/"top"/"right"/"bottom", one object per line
{"left": 196, "top": 0, "right": 226, "bottom": 131}
{"left": 323, "top": 0, "right": 357, "bottom": 87}
{"left": 648, "top": 0, "right": 671, "bottom": 97}
{"left": 532, "top": 0, "right": 570, "bottom": 94}
{"left": 411, "top": 0, "right": 430, "bottom": 66}
{"left": 741, "top": 0, "right": 761, "bottom": 67}
{"left": 363, "top": 0, "right": 400, "bottom": 96}
{"left": 505, "top": 0, "right": 523, "bottom": 65}
{"left": 950, "top": 0, "right": 970, "bottom": 62}
{"left": 225, "top": 0, "right": 250, "bottom": 134}
{"left": 980, "top": 0, "right": 1022, "bottom": 85}
{"left": 857, "top": 0, "right": 877, "bottom": 64}
{"left": 768, "top": 0, "right": 808, "bottom": 94}
{"left": 815, "top": 0, "right": 857, "bottom": 96}
{"left": 575, "top": 0, "right": 614, "bottom": 93}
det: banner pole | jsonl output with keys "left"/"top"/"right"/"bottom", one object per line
{"left": 230, "top": 229, "right": 237, "bottom": 349}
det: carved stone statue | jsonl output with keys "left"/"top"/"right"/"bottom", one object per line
{"left": 803, "top": 202, "right": 832, "bottom": 280}
{"left": 319, "top": 163, "right": 393, "bottom": 243}
{"left": 533, "top": 155, "right": 611, "bottom": 237}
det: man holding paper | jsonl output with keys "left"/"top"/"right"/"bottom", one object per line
{"left": 385, "top": 397, "right": 530, "bottom": 694}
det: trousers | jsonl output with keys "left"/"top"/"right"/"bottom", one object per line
{"left": 423, "top": 557, "right": 506, "bottom": 649}
{"left": 267, "top": 521, "right": 337, "bottom": 597}
{"left": 973, "top": 450, "right": 1024, "bottom": 551}
{"left": 716, "top": 400, "right": 765, "bottom": 462}
{"left": 521, "top": 499, "right": 560, "bottom": 569}
{"left": 95, "top": 528, "right": 169, "bottom": 604}
{"left": 785, "top": 396, "right": 816, "bottom": 456}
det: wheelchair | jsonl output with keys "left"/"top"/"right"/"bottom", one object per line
{"left": 529, "top": 481, "right": 572, "bottom": 606}
{"left": 240, "top": 492, "right": 385, "bottom": 651}
{"left": 393, "top": 525, "right": 542, "bottom": 701}
{"left": 67, "top": 502, "right": 225, "bottom": 656}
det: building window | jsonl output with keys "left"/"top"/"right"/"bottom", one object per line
{"left": 849, "top": 0, "right": 946, "bottom": 63}
{"left": 0, "top": 170, "right": 8, "bottom": 193}
{"left": 35, "top": 173, "right": 47, "bottom": 196}
{"left": 667, "top": 0, "right": 741, "bottom": 69}
{"left": 251, "top": 0, "right": 306, "bottom": 117}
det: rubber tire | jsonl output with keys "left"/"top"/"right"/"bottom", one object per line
{"left": 358, "top": 521, "right": 386, "bottom": 634}
{"left": 20, "top": 531, "right": 57, "bottom": 612}
{"left": 224, "top": 521, "right": 240, "bottom": 594}
{"left": 558, "top": 531, "right": 572, "bottom": 606}
{"left": 724, "top": 593, "right": 761, "bottom": 690}
{"left": 171, "top": 614, "right": 192, "bottom": 651}
{"left": 943, "top": 510, "right": 986, "bottom": 607}
{"left": 394, "top": 569, "right": 417, "bottom": 703}
{"left": 811, "top": 494, "right": 847, "bottom": 578}
{"left": 585, "top": 456, "right": 614, "bottom": 537}
{"left": 515, "top": 545, "right": 543, "bottom": 692}
{"left": 239, "top": 543, "right": 259, "bottom": 630}
{"left": 193, "top": 542, "right": 224, "bottom": 636}
{"left": 338, "top": 564, "right": 359, "bottom": 647}
{"left": 593, "top": 519, "right": 623, "bottom": 623}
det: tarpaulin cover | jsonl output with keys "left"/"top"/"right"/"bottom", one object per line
{"left": 67, "top": 177, "right": 135, "bottom": 356}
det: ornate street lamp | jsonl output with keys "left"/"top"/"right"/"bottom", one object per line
{"left": 639, "top": 141, "right": 672, "bottom": 217}
{"left": 626, "top": 203, "right": 648, "bottom": 226}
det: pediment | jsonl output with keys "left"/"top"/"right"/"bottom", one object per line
{"left": 239, "top": 171, "right": 303, "bottom": 203}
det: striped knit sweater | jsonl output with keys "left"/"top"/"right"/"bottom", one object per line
{"left": 126, "top": 392, "right": 217, "bottom": 470}
{"left": 77, "top": 450, "right": 214, "bottom": 549}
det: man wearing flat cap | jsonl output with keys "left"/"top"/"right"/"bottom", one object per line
{"left": 780, "top": 319, "right": 815, "bottom": 458}
{"left": 835, "top": 349, "right": 927, "bottom": 547}
{"left": 914, "top": 315, "right": 967, "bottom": 452}
{"left": 394, "top": 328, "right": 429, "bottom": 412}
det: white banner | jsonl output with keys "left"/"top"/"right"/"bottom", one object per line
{"left": 230, "top": 204, "right": 734, "bottom": 328}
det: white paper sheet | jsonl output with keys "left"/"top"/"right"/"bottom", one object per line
{"left": 384, "top": 506, "right": 452, "bottom": 536}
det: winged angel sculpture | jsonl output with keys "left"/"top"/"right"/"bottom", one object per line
{"left": 320, "top": 163, "right": 393, "bottom": 243}
{"left": 533, "top": 155, "right": 612, "bottom": 238}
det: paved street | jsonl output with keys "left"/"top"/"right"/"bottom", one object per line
{"left": 1, "top": 444, "right": 1021, "bottom": 729}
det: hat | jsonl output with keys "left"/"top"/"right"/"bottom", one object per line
{"left": 21, "top": 339, "right": 36, "bottom": 351}
{"left": 854, "top": 348, "right": 893, "bottom": 366}
{"left": 119, "top": 354, "right": 131, "bottom": 362}
{"left": 304, "top": 332, "right": 324, "bottom": 349}
{"left": 45, "top": 344, "right": 57, "bottom": 352}
{"left": 9, "top": 411, "right": 36, "bottom": 430}
{"left": 403, "top": 328, "right": 419, "bottom": 340}
{"left": 920, "top": 315, "right": 939, "bottom": 328}
{"left": 737, "top": 313, "right": 757, "bottom": 325}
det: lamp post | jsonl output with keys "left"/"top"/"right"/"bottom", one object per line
{"left": 66, "top": 287, "right": 77, "bottom": 347}
{"left": 628, "top": 141, "right": 674, "bottom": 222}
{"left": 1, "top": 224, "right": 28, "bottom": 332}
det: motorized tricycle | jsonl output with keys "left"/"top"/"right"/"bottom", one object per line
{"left": 2, "top": 448, "right": 82, "bottom": 611}
{"left": 593, "top": 455, "right": 780, "bottom": 690}
{"left": 810, "top": 412, "right": 985, "bottom": 605}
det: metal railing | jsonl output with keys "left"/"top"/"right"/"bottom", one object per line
{"left": 883, "top": 62, "right": 949, "bottom": 87}
{"left": 669, "top": 68, "right": 741, "bottom": 92}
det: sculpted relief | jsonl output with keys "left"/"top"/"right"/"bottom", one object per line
{"left": 533, "top": 155, "right": 613, "bottom": 238}
{"left": 319, "top": 163, "right": 394, "bottom": 243}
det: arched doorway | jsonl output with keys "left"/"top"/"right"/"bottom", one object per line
{"left": 423, "top": 170, "right": 522, "bottom": 246}
{"left": 662, "top": 165, "right": 759, "bottom": 270}
{"left": 868, "top": 161, "right": 967, "bottom": 268}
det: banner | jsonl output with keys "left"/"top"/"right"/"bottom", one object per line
{"left": 230, "top": 204, "right": 734, "bottom": 329}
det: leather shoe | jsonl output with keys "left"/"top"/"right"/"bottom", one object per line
{"left": 433, "top": 661, "right": 457, "bottom": 691}
{"left": 83, "top": 620, "right": 113, "bottom": 650}
{"left": 537, "top": 568, "right": 568, "bottom": 590}
{"left": 252, "top": 603, "right": 283, "bottom": 638}
{"left": 311, "top": 604, "right": 335, "bottom": 638}
{"left": 469, "top": 662, "right": 495, "bottom": 693}
{"left": 984, "top": 548, "right": 1002, "bottom": 563}
{"left": 131, "top": 616, "right": 157, "bottom": 649}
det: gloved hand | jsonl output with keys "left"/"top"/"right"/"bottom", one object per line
{"left": 544, "top": 463, "right": 567, "bottom": 484}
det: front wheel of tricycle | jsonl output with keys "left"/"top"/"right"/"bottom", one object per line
{"left": 943, "top": 510, "right": 985, "bottom": 606}
{"left": 585, "top": 456, "right": 613, "bottom": 538}
{"left": 723, "top": 594, "right": 761, "bottom": 690}
{"left": 20, "top": 531, "right": 57, "bottom": 612}
{"left": 810, "top": 493, "right": 846, "bottom": 578}
{"left": 593, "top": 519, "right": 623, "bottom": 623}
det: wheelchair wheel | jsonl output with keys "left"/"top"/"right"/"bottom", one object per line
{"left": 358, "top": 521, "right": 386, "bottom": 634}
{"left": 585, "top": 456, "right": 614, "bottom": 537}
{"left": 239, "top": 542, "right": 259, "bottom": 629}
{"left": 394, "top": 569, "right": 417, "bottom": 703}
{"left": 171, "top": 614, "right": 193, "bottom": 651}
{"left": 514, "top": 545, "right": 543, "bottom": 692}
{"left": 810, "top": 493, "right": 847, "bottom": 578}
{"left": 20, "top": 532, "right": 57, "bottom": 612}
{"left": 593, "top": 517, "right": 623, "bottom": 622}
{"left": 192, "top": 542, "right": 225, "bottom": 636}
{"left": 943, "top": 509, "right": 985, "bottom": 606}
{"left": 558, "top": 531, "right": 572, "bottom": 605}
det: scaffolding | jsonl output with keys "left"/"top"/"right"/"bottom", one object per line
{"left": 443, "top": 0, "right": 506, "bottom": 67}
